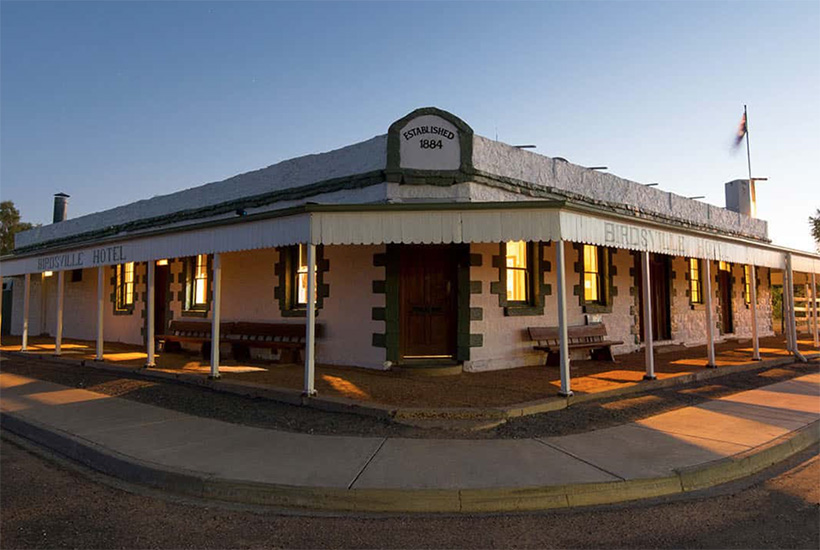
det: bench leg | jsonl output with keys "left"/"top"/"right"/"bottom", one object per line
{"left": 231, "top": 343, "right": 250, "bottom": 361}
{"left": 201, "top": 341, "right": 211, "bottom": 360}
{"left": 546, "top": 350, "right": 560, "bottom": 367}
{"left": 591, "top": 346, "right": 616, "bottom": 362}
{"left": 163, "top": 341, "right": 182, "bottom": 353}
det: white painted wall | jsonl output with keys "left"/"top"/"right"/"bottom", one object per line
{"left": 9, "top": 266, "right": 146, "bottom": 345}
{"left": 320, "top": 245, "right": 385, "bottom": 369}
{"left": 6, "top": 245, "right": 776, "bottom": 369}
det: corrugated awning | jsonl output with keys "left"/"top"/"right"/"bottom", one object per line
{"left": 1, "top": 204, "right": 817, "bottom": 276}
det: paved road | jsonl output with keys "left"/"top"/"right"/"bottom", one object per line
{"left": 3, "top": 371, "right": 818, "bottom": 497}
{"left": 1, "top": 436, "right": 818, "bottom": 549}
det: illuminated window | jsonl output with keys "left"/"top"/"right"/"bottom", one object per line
{"left": 277, "top": 244, "right": 325, "bottom": 315}
{"left": 506, "top": 241, "right": 530, "bottom": 303}
{"left": 744, "top": 265, "right": 752, "bottom": 305}
{"left": 689, "top": 258, "right": 703, "bottom": 304}
{"left": 583, "top": 245, "right": 603, "bottom": 304}
{"left": 115, "top": 262, "right": 135, "bottom": 311}
{"left": 293, "top": 244, "right": 313, "bottom": 306}
{"left": 719, "top": 261, "right": 731, "bottom": 272}
{"left": 185, "top": 254, "right": 210, "bottom": 310}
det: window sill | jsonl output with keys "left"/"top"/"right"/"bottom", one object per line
{"left": 281, "top": 308, "right": 322, "bottom": 318}
{"left": 181, "top": 309, "right": 209, "bottom": 318}
{"left": 689, "top": 303, "right": 705, "bottom": 311}
{"left": 583, "top": 303, "right": 612, "bottom": 314}
{"left": 113, "top": 307, "right": 134, "bottom": 316}
{"left": 504, "top": 305, "right": 544, "bottom": 317}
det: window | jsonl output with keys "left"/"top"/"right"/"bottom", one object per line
{"left": 292, "top": 244, "right": 313, "bottom": 306}
{"left": 115, "top": 263, "right": 135, "bottom": 311}
{"left": 275, "top": 245, "right": 326, "bottom": 316}
{"left": 185, "top": 254, "right": 209, "bottom": 311}
{"left": 505, "top": 241, "right": 530, "bottom": 304}
{"left": 689, "top": 258, "right": 703, "bottom": 304}
{"left": 744, "top": 265, "right": 752, "bottom": 305}
{"left": 70, "top": 269, "right": 83, "bottom": 283}
{"left": 719, "top": 261, "right": 731, "bottom": 272}
{"left": 583, "top": 245, "right": 604, "bottom": 304}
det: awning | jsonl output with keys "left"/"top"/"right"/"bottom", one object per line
{"left": 1, "top": 203, "right": 817, "bottom": 277}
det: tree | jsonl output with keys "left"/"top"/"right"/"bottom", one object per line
{"left": 811, "top": 209, "right": 820, "bottom": 252}
{"left": 0, "top": 201, "right": 34, "bottom": 255}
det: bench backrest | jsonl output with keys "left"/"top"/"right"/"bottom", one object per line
{"left": 168, "top": 320, "right": 235, "bottom": 336}
{"left": 528, "top": 323, "right": 608, "bottom": 344}
{"left": 168, "top": 320, "right": 324, "bottom": 340}
{"left": 229, "top": 322, "right": 325, "bottom": 340}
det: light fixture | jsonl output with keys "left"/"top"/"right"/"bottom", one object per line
{"left": 156, "top": 259, "right": 168, "bottom": 266}
{"left": 43, "top": 271, "right": 53, "bottom": 277}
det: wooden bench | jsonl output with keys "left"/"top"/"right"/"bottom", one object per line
{"left": 527, "top": 323, "right": 623, "bottom": 366}
{"left": 160, "top": 320, "right": 234, "bottom": 356}
{"left": 225, "top": 321, "right": 324, "bottom": 362}
{"left": 159, "top": 320, "right": 322, "bottom": 362}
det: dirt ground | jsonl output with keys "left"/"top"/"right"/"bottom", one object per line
{"left": 2, "top": 334, "right": 817, "bottom": 409}
{"left": 2, "top": 351, "right": 817, "bottom": 440}
{"left": 1, "top": 434, "right": 818, "bottom": 549}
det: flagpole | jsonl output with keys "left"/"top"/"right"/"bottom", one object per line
{"left": 744, "top": 104, "right": 756, "bottom": 217}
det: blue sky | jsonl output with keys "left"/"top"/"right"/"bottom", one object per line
{"left": 2, "top": 0, "right": 818, "bottom": 251}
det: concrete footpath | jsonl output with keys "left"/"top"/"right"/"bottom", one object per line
{"left": 1, "top": 371, "right": 818, "bottom": 513}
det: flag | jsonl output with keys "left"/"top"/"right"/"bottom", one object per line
{"left": 734, "top": 113, "right": 747, "bottom": 148}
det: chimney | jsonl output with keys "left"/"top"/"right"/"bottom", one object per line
{"left": 724, "top": 180, "right": 752, "bottom": 217}
{"left": 53, "top": 193, "right": 70, "bottom": 223}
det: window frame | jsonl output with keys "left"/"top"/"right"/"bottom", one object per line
{"left": 579, "top": 244, "right": 611, "bottom": 312}
{"left": 689, "top": 258, "right": 704, "bottom": 305}
{"left": 115, "top": 262, "right": 135, "bottom": 313}
{"left": 183, "top": 254, "right": 211, "bottom": 314}
{"left": 276, "top": 244, "right": 328, "bottom": 317}
{"left": 290, "top": 244, "right": 315, "bottom": 308}
{"left": 582, "top": 244, "right": 605, "bottom": 306}
{"left": 504, "top": 241, "right": 534, "bottom": 307}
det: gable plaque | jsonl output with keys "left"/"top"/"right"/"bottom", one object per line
{"left": 398, "top": 114, "right": 460, "bottom": 170}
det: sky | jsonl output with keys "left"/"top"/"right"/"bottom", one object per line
{"left": 1, "top": 0, "right": 818, "bottom": 252}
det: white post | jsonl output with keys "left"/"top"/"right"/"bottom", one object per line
{"left": 210, "top": 253, "right": 222, "bottom": 379}
{"left": 704, "top": 259, "right": 716, "bottom": 367}
{"left": 812, "top": 272, "right": 819, "bottom": 348}
{"left": 805, "top": 282, "right": 810, "bottom": 339}
{"left": 783, "top": 264, "right": 794, "bottom": 352}
{"left": 303, "top": 242, "right": 317, "bottom": 396}
{"left": 749, "top": 265, "right": 761, "bottom": 360}
{"left": 641, "top": 251, "right": 656, "bottom": 380}
{"left": 96, "top": 266, "right": 104, "bottom": 360}
{"left": 786, "top": 255, "right": 807, "bottom": 362}
{"left": 145, "top": 260, "right": 156, "bottom": 367}
{"left": 55, "top": 270, "right": 65, "bottom": 356}
{"left": 21, "top": 273, "right": 30, "bottom": 351}
{"left": 555, "top": 240, "right": 572, "bottom": 396}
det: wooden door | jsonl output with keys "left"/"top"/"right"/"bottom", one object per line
{"left": 719, "top": 269, "right": 733, "bottom": 334}
{"left": 399, "top": 245, "right": 457, "bottom": 359}
{"left": 637, "top": 253, "right": 671, "bottom": 342}
{"left": 154, "top": 264, "right": 170, "bottom": 335}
